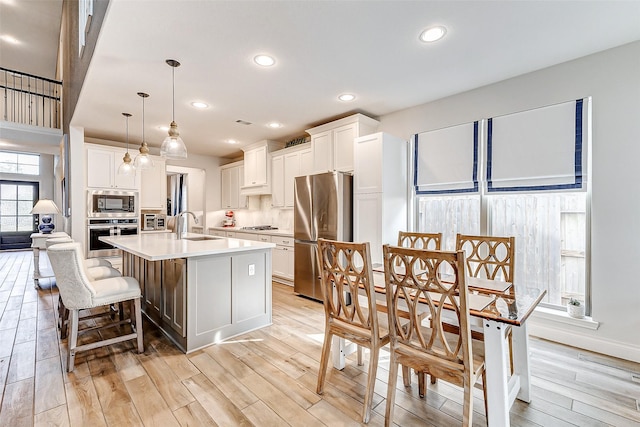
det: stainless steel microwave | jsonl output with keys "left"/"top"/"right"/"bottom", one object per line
{"left": 142, "top": 213, "right": 167, "bottom": 231}
{"left": 88, "top": 190, "right": 138, "bottom": 218}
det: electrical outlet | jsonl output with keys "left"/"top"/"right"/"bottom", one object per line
{"left": 248, "top": 264, "right": 255, "bottom": 276}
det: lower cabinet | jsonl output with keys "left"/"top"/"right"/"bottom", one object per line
{"left": 271, "top": 235, "right": 294, "bottom": 284}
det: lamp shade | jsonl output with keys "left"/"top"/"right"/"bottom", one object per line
{"left": 30, "top": 199, "right": 60, "bottom": 234}
{"left": 30, "top": 199, "right": 61, "bottom": 215}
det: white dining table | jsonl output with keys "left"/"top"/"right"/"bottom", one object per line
{"left": 331, "top": 271, "right": 546, "bottom": 427}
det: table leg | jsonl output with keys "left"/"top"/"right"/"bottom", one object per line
{"left": 511, "top": 322, "right": 532, "bottom": 402}
{"left": 332, "top": 336, "right": 347, "bottom": 370}
{"left": 483, "top": 319, "right": 510, "bottom": 427}
{"left": 33, "top": 247, "right": 41, "bottom": 289}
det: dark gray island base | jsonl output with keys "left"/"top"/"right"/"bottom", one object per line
{"left": 101, "top": 233, "right": 274, "bottom": 353}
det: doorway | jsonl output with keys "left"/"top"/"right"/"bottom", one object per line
{"left": 0, "top": 180, "right": 38, "bottom": 250}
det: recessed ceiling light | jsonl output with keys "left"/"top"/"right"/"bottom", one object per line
{"left": 338, "top": 93, "right": 356, "bottom": 102}
{"left": 254, "top": 54, "right": 276, "bottom": 67}
{"left": 419, "top": 26, "right": 447, "bottom": 43}
{"left": 158, "top": 126, "right": 169, "bottom": 132}
{"left": 227, "top": 139, "right": 238, "bottom": 144}
{"left": 0, "top": 34, "right": 20, "bottom": 44}
{"left": 267, "top": 122, "right": 282, "bottom": 129}
{"left": 191, "top": 101, "right": 208, "bottom": 109}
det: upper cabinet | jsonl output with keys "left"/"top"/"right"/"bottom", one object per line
{"left": 271, "top": 144, "right": 312, "bottom": 208}
{"left": 221, "top": 161, "right": 247, "bottom": 210}
{"left": 306, "top": 113, "right": 379, "bottom": 174}
{"left": 86, "top": 144, "right": 139, "bottom": 190}
{"left": 140, "top": 156, "right": 167, "bottom": 210}
{"left": 240, "top": 140, "right": 284, "bottom": 196}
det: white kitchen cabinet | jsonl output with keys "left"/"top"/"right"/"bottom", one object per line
{"left": 271, "top": 144, "right": 311, "bottom": 208}
{"left": 86, "top": 144, "right": 139, "bottom": 190}
{"left": 299, "top": 148, "right": 313, "bottom": 176}
{"left": 271, "top": 235, "right": 294, "bottom": 284}
{"left": 306, "top": 113, "right": 379, "bottom": 174}
{"left": 283, "top": 152, "right": 300, "bottom": 207}
{"left": 354, "top": 193, "right": 384, "bottom": 266}
{"left": 240, "top": 140, "right": 284, "bottom": 196}
{"left": 228, "top": 231, "right": 260, "bottom": 241}
{"left": 208, "top": 229, "right": 227, "bottom": 238}
{"left": 353, "top": 132, "right": 408, "bottom": 266}
{"left": 271, "top": 155, "right": 285, "bottom": 207}
{"left": 220, "top": 161, "right": 247, "bottom": 210}
{"left": 140, "top": 156, "right": 166, "bottom": 210}
{"left": 244, "top": 145, "right": 267, "bottom": 187}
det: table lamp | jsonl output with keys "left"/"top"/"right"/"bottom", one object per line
{"left": 30, "top": 199, "right": 60, "bottom": 234}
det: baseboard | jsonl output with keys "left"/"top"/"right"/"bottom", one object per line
{"left": 528, "top": 321, "right": 640, "bottom": 363}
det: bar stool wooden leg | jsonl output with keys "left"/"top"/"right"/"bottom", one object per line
{"left": 134, "top": 298, "right": 144, "bottom": 353}
{"left": 67, "top": 309, "right": 79, "bottom": 372}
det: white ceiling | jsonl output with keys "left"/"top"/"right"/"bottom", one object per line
{"left": 0, "top": 0, "right": 62, "bottom": 79}
{"left": 4, "top": 1, "right": 640, "bottom": 159}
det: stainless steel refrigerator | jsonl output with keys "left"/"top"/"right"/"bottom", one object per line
{"left": 294, "top": 171, "right": 352, "bottom": 300}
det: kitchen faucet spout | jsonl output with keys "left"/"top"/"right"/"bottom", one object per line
{"left": 176, "top": 211, "right": 198, "bottom": 240}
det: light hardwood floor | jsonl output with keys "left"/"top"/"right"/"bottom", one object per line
{"left": 0, "top": 249, "right": 639, "bottom": 426}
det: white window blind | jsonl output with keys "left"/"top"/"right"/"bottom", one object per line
{"left": 487, "top": 98, "right": 589, "bottom": 192}
{"left": 414, "top": 121, "right": 479, "bottom": 194}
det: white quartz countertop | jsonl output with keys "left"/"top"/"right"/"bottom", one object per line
{"left": 101, "top": 232, "right": 275, "bottom": 261}
{"left": 208, "top": 226, "right": 294, "bottom": 237}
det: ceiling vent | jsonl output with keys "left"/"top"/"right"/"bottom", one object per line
{"left": 235, "top": 119, "right": 252, "bottom": 125}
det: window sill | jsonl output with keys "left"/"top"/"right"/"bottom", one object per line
{"left": 531, "top": 306, "right": 600, "bottom": 330}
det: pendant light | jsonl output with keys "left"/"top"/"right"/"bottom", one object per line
{"left": 160, "top": 59, "right": 187, "bottom": 159}
{"left": 117, "top": 113, "right": 135, "bottom": 175}
{"left": 134, "top": 92, "right": 154, "bottom": 169}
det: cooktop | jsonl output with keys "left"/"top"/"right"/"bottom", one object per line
{"left": 241, "top": 225, "right": 279, "bottom": 231}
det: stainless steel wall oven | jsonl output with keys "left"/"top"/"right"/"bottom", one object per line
{"left": 87, "top": 218, "right": 138, "bottom": 257}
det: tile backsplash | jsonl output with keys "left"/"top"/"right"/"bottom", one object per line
{"left": 206, "top": 195, "right": 294, "bottom": 231}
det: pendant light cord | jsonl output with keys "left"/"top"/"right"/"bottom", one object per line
{"left": 142, "top": 96, "right": 145, "bottom": 143}
{"left": 126, "top": 115, "right": 129, "bottom": 150}
{"left": 172, "top": 65, "right": 175, "bottom": 122}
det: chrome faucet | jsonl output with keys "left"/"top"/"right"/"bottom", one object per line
{"left": 176, "top": 211, "right": 198, "bottom": 240}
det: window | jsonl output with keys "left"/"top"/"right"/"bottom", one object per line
{"left": 0, "top": 151, "right": 40, "bottom": 175}
{"left": 488, "top": 192, "right": 587, "bottom": 308}
{"left": 414, "top": 98, "right": 590, "bottom": 312}
{"left": 0, "top": 182, "right": 37, "bottom": 232}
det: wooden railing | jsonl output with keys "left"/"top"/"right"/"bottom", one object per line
{"left": 0, "top": 67, "right": 62, "bottom": 129}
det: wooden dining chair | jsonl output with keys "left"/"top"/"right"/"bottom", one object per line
{"left": 315, "top": 238, "right": 386, "bottom": 423}
{"left": 456, "top": 233, "right": 515, "bottom": 283}
{"left": 382, "top": 245, "right": 487, "bottom": 427}
{"left": 397, "top": 231, "right": 442, "bottom": 386}
{"left": 457, "top": 233, "right": 516, "bottom": 374}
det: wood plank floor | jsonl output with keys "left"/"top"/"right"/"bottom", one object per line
{"left": 0, "top": 249, "right": 639, "bottom": 426}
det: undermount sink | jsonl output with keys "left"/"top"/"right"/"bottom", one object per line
{"left": 182, "top": 236, "right": 222, "bottom": 242}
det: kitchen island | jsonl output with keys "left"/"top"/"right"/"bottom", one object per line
{"left": 101, "top": 232, "right": 274, "bottom": 353}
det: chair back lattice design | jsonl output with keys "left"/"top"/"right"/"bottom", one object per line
{"left": 456, "top": 234, "right": 515, "bottom": 283}
{"left": 382, "top": 245, "right": 473, "bottom": 371}
{"left": 317, "top": 238, "right": 379, "bottom": 339}
{"left": 398, "top": 231, "right": 442, "bottom": 251}
{"left": 398, "top": 231, "right": 443, "bottom": 268}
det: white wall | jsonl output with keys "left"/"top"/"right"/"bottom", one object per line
{"left": 379, "top": 41, "right": 640, "bottom": 361}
